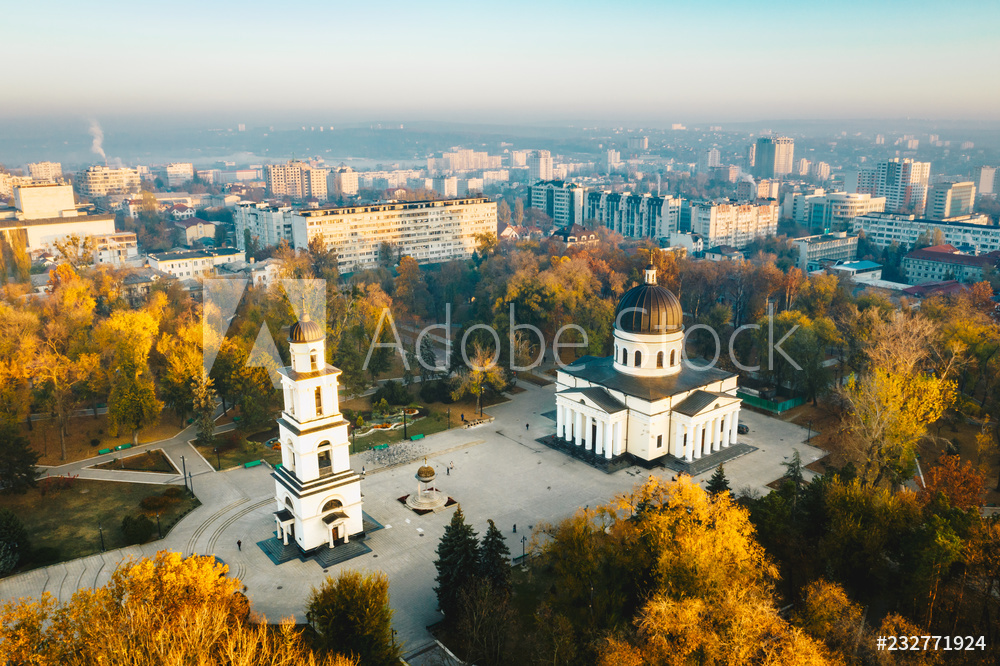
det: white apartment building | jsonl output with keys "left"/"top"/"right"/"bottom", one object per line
{"left": 527, "top": 181, "right": 586, "bottom": 227}
{"left": 147, "top": 248, "right": 245, "bottom": 278}
{"left": 585, "top": 191, "right": 682, "bottom": 239}
{"left": 164, "top": 163, "right": 195, "bottom": 187}
{"left": 26, "top": 161, "right": 62, "bottom": 182}
{"left": 427, "top": 149, "right": 502, "bottom": 172}
{"left": 528, "top": 150, "right": 553, "bottom": 182}
{"left": 357, "top": 169, "right": 423, "bottom": 190}
{"left": 93, "top": 232, "right": 139, "bottom": 266}
{"left": 976, "top": 166, "right": 995, "bottom": 195}
{"left": 926, "top": 181, "right": 976, "bottom": 219}
{"left": 605, "top": 150, "right": 621, "bottom": 173}
{"left": 509, "top": 150, "right": 528, "bottom": 167}
{"left": 234, "top": 202, "right": 295, "bottom": 250}
{"left": 329, "top": 167, "right": 359, "bottom": 196}
{"left": 12, "top": 183, "right": 80, "bottom": 220}
{"left": 76, "top": 165, "right": 141, "bottom": 198}
{"left": 690, "top": 201, "right": 779, "bottom": 249}
{"left": 627, "top": 136, "right": 649, "bottom": 151}
{"left": 811, "top": 161, "right": 831, "bottom": 180}
{"left": 291, "top": 197, "right": 496, "bottom": 272}
{"left": 792, "top": 232, "right": 859, "bottom": 270}
{"left": 0, "top": 173, "right": 34, "bottom": 197}
{"left": 432, "top": 176, "right": 458, "bottom": 198}
{"left": 856, "top": 158, "right": 931, "bottom": 215}
{"left": 264, "top": 161, "right": 328, "bottom": 200}
{"left": 753, "top": 136, "right": 794, "bottom": 178}
{"left": 783, "top": 191, "right": 887, "bottom": 231}
{"left": 852, "top": 212, "right": 999, "bottom": 252}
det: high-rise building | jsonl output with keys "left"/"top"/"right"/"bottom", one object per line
{"left": 975, "top": 166, "right": 995, "bottom": 195}
{"left": 509, "top": 150, "right": 528, "bottom": 167}
{"left": 164, "top": 163, "right": 194, "bottom": 187}
{"left": 690, "top": 201, "right": 779, "bottom": 249}
{"left": 291, "top": 198, "right": 495, "bottom": 272}
{"left": 605, "top": 150, "right": 621, "bottom": 173}
{"left": 926, "top": 181, "right": 976, "bottom": 219}
{"left": 528, "top": 150, "right": 553, "bottom": 181}
{"left": 432, "top": 176, "right": 458, "bottom": 198}
{"left": 329, "top": 167, "right": 359, "bottom": 197}
{"left": 235, "top": 202, "right": 295, "bottom": 250}
{"left": 783, "top": 191, "right": 886, "bottom": 232}
{"left": 26, "top": 161, "right": 62, "bottom": 182}
{"left": 811, "top": 161, "right": 831, "bottom": 181}
{"left": 527, "top": 181, "right": 586, "bottom": 227}
{"left": 753, "top": 136, "right": 794, "bottom": 178}
{"left": 698, "top": 148, "right": 721, "bottom": 174}
{"left": 796, "top": 158, "right": 811, "bottom": 176}
{"left": 264, "top": 161, "right": 328, "bottom": 200}
{"left": 585, "top": 191, "right": 682, "bottom": 239}
{"left": 855, "top": 158, "right": 931, "bottom": 215}
{"left": 76, "top": 165, "right": 141, "bottom": 198}
{"left": 627, "top": 136, "right": 649, "bottom": 151}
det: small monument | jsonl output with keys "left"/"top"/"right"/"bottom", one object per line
{"left": 405, "top": 459, "right": 448, "bottom": 512}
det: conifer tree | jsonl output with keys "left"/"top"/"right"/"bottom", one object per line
{"left": 434, "top": 506, "right": 479, "bottom": 618}
{"left": 706, "top": 463, "right": 731, "bottom": 496}
{"left": 478, "top": 519, "right": 512, "bottom": 598}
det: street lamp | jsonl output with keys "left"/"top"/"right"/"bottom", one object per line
{"left": 214, "top": 447, "right": 220, "bottom": 470}
{"left": 402, "top": 408, "right": 408, "bottom": 439}
{"left": 181, "top": 455, "right": 188, "bottom": 492}
{"left": 521, "top": 535, "right": 527, "bottom": 562}
{"left": 188, "top": 470, "right": 194, "bottom": 495}
{"left": 156, "top": 512, "right": 161, "bottom": 539}
{"left": 98, "top": 522, "right": 106, "bottom": 552}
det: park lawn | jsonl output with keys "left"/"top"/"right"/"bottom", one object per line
{"left": 192, "top": 437, "right": 283, "bottom": 471}
{"left": 92, "top": 449, "right": 178, "bottom": 474}
{"left": 0, "top": 479, "right": 200, "bottom": 572}
{"left": 24, "top": 414, "right": 183, "bottom": 466}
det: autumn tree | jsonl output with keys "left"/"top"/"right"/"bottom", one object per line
{"left": 307, "top": 570, "right": 399, "bottom": 666}
{"left": 31, "top": 347, "right": 98, "bottom": 460}
{"left": 156, "top": 319, "right": 203, "bottom": 424}
{"left": 451, "top": 342, "right": 507, "bottom": 416}
{"left": 394, "top": 255, "right": 431, "bottom": 319}
{"left": 108, "top": 356, "right": 163, "bottom": 446}
{"left": 497, "top": 199, "right": 511, "bottom": 225}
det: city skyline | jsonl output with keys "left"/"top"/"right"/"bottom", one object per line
{"left": 5, "top": 0, "right": 1000, "bottom": 124}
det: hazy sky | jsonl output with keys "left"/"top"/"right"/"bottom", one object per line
{"left": 6, "top": 0, "right": 999, "bottom": 124}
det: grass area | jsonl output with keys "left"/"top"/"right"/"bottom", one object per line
{"left": 23, "top": 413, "right": 182, "bottom": 466}
{"left": 191, "top": 432, "right": 283, "bottom": 471}
{"left": 92, "top": 449, "right": 178, "bottom": 474}
{"left": 0, "top": 479, "right": 200, "bottom": 573}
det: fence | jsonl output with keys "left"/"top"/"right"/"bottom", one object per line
{"left": 737, "top": 391, "right": 805, "bottom": 414}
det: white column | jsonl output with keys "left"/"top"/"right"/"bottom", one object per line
{"left": 557, "top": 404, "right": 565, "bottom": 439}
{"left": 730, "top": 410, "right": 739, "bottom": 444}
{"left": 595, "top": 420, "right": 604, "bottom": 456}
{"left": 575, "top": 411, "right": 583, "bottom": 447}
{"left": 605, "top": 421, "right": 613, "bottom": 459}
{"left": 704, "top": 420, "right": 713, "bottom": 457}
{"left": 615, "top": 421, "right": 623, "bottom": 456}
{"left": 711, "top": 417, "right": 720, "bottom": 453}
{"left": 723, "top": 412, "right": 732, "bottom": 448}
{"left": 693, "top": 423, "right": 703, "bottom": 459}
{"left": 584, "top": 415, "right": 592, "bottom": 451}
{"left": 684, "top": 424, "right": 693, "bottom": 462}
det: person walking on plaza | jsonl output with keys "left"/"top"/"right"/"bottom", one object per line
{"left": 237, "top": 540, "right": 242, "bottom": 551}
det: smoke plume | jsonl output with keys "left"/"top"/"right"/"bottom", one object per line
{"left": 89, "top": 119, "right": 106, "bottom": 162}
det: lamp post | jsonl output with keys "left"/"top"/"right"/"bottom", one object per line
{"left": 447, "top": 408, "right": 451, "bottom": 430}
{"left": 156, "top": 512, "right": 161, "bottom": 539}
{"left": 99, "top": 522, "right": 106, "bottom": 552}
{"left": 402, "top": 408, "right": 408, "bottom": 439}
{"left": 214, "top": 447, "right": 221, "bottom": 470}
{"left": 188, "top": 470, "right": 194, "bottom": 495}
{"left": 181, "top": 455, "right": 188, "bottom": 492}
{"left": 521, "top": 535, "right": 527, "bottom": 562}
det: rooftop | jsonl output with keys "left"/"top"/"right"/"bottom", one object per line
{"left": 148, "top": 248, "right": 242, "bottom": 262}
{"left": 559, "top": 355, "right": 737, "bottom": 403}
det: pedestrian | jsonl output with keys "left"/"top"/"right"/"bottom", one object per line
{"left": 362, "top": 465, "right": 365, "bottom": 476}
{"left": 513, "top": 524, "right": 517, "bottom": 533}
{"left": 461, "top": 413, "right": 465, "bottom": 422}
{"left": 450, "top": 461, "right": 454, "bottom": 472}
{"left": 525, "top": 422, "right": 529, "bottom": 431}
{"left": 237, "top": 540, "right": 242, "bottom": 551}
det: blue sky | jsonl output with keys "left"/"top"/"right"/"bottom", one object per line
{"left": 6, "top": 0, "right": 999, "bottom": 123}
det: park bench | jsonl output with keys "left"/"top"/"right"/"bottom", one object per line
{"left": 244, "top": 460, "right": 264, "bottom": 468}
{"left": 115, "top": 443, "right": 132, "bottom": 451}
{"left": 410, "top": 434, "right": 425, "bottom": 441}
{"left": 98, "top": 448, "right": 112, "bottom": 455}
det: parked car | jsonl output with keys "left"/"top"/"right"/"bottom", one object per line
{"left": 737, "top": 423, "right": 749, "bottom": 435}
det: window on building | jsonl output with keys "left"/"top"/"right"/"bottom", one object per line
{"left": 622, "top": 348, "right": 628, "bottom": 365}
{"left": 670, "top": 350, "right": 676, "bottom": 366}
{"left": 315, "top": 387, "right": 323, "bottom": 416}
{"left": 318, "top": 448, "right": 332, "bottom": 475}
{"left": 310, "top": 350, "right": 318, "bottom": 371}
{"left": 657, "top": 351, "right": 664, "bottom": 368}
{"left": 657, "top": 434, "right": 663, "bottom": 449}
{"left": 635, "top": 350, "right": 642, "bottom": 367}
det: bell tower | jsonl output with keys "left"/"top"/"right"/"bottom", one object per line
{"left": 272, "top": 309, "right": 363, "bottom": 553}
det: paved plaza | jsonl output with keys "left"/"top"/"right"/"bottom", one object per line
{"left": 0, "top": 382, "right": 824, "bottom": 658}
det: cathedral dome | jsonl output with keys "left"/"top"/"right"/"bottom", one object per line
{"left": 289, "top": 313, "right": 324, "bottom": 343}
{"left": 614, "top": 265, "right": 683, "bottom": 334}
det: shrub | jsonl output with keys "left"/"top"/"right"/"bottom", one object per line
{"left": 373, "top": 380, "right": 411, "bottom": 407}
{"left": 121, "top": 514, "right": 155, "bottom": 545}
{"left": 30, "top": 546, "right": 62, "bottom": 566}
{"left": 420, "top": 379, "right": 455, "bottom": 404}
{"left": 163, "top": 486, "right": 185, "bottom": 499}
{"left": 90, "top": 438, "right": 101, "bottom": 447}
{"left": 0, "top": 509, "right": 30, "bottom": 576}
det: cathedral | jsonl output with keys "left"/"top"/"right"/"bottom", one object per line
{"left": 272, "top": 311, "right": 363, "bottom": 554}
{"left": 554, "top": 264, "right": 743, "bottom": 466}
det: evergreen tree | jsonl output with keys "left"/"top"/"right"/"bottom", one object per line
{"left": 706, "top": 464, "right": 731, "bottom": 496}
{"left": 0, "top": 422, "right": 40, "bottom": 494}
{"left": 191, "top": 372, "right": 218, "bottom": 444}
{"left": 434, "top": 506, "right": 480, "bottom": 619}
{"left": 307, "top": 570, "right": 399, "bottom": 666}
{"left": 0, "top": 508, "right": 29, "bottom": 576}
{"left": 478, "top": 519, "right": 512, "bottom": 598}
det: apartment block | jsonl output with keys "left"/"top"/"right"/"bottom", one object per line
{"left": 93, "top": 232, "right": 139, "bottom": 266}
{"left": 585, "top": 191, "right": 681, "bottom": 239}
{"left": 527, "top": 180, "right": 586, "bottom": 227}
{"left": 164, "top": 163, "right": 194, "bottom": 187}
{"left": 329, "top": 167, "right": 359, "bottom": 196}
{"left": 753, "top": 136, "right": 794, "bottom": 178}
{"left": 975, "top": 166, "right": 995, "bottom": 195}
{"left": 432, "top": 176, "right": 458, "bottom": 198}
{"left": 291, "top": 198, "right": 496, "bottom": 272}
{"left": 627, "top": 136, "right": 648, "bottom": 151}
{"left": 147, "top": 248, "right": 245, "bottom": 278}
{"left": 26, "top": 161, "right": 62, "bottom": 182}
{"left": 926, "top": 181, "right": 976, "bottom": 219}
{"left": 852, "top": 212, "right": 998, "bottom": 252}
{"left": 903, "top": 244, "right": 1000, "bottom": 284}
{"left": 264, "top": 160, "right": 327, "bottom": 200}
{"left": 76, "top": 165, "right": 141, "bottom": 198}
{"left": 855, "top": 158, "right": 931, "bottom": 215}
{"left": 792, "top": 231, "right": 859, "bottom": 270}
{"left": 783, "top": 191, "right": 887, "bottom": 232}
{"left": 234, "top": 202, "right": 295, "bottom": 250}
{"left": 528, "top": 150, "right": 553, "bottom": 182}
{"left": 690, "top": 201, "right": 779, "bottom": 249}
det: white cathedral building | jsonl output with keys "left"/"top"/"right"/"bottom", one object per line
{"left": 555, "top": 264, "right": 743, "bottom": 465}
{"left": 272, "top": 311, "right": 363, "bottom": 553}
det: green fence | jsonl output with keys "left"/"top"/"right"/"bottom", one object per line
{"left": 737, "top": 391, "right": 805, "bottom": 414}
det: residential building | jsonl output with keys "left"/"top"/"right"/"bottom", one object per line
{"left": 329, "top": 167, "right": 359, "bottom": 197}
{"left": 605, "top": 150, "right": 622, "bottom": 173}
{"left": 0, "top": 173, "right": 34, "bottom": 197}
{"left": 264, "top": 161, "right": 327, "bottom": 200}
{"left": 585, "top": 191, "right": 682, "bottom": 239}
{"left": 698, "top": 148, "right": 721, "bottom": 174}
{"left": 164, "top": 163, "right": 194, "bottom": 187}
{"left": 975, "top": 166, "right": 995, "bottom": 195}
{"left": 811, "top": 161, "right": 831, "bottom": 181}
{"left": 704, "top": 245, "right": 745, "bottom": 262}
{"left": 147, "top": 248, "right": 245, "bottom": 278}
{"left": 735, "top": 179, "right": 778, "bottom": 201}
{"left": 432, "top": 176, "right": 457, "bottom": 198}
{"left": 550, "top": 224, "right": 599, "bottom": 246}
{"left": 509, "top": 150, "right": 528, "bottom": 167}
{"left": 855, "top": 158, "right": 931, "bottom": 214}
{"left": 852, "top": 212, "right": 998, "bottom": 252}
{"left": 169, "top": 203, "right": 196, "bottom": 220}
{"left": 783, "top": 191, "right": 887, "bottom": 232}
{"left": 753, "top": 136, "right": 794, "bottom": 178}
{"left": 218, "top": 257, "right": 283, "bottom": 288}
{"left": 793, "top": 232, "right": 860, "bottom": 270}
{"left": 711, "top": 165, "right": 741, "bottom": 183}
{"left": 796, "top": 158, "right": 811, "bottom": 176}
{"left": 903, "top": 244, "right": 1000, "bottom": 284}
{"left": 690, "top": 201, "right": 779, "bottom": 249}
{"left": 234, "top": 202, "right": 295, "bottom": 250}
{"left": 427, "top": 149, "right": 501, "bottom": 172}
{"left": 174, "top": 218, "right": 216, "bottom": 246}
{"left": 76, "top": 165, "right": 141, "bottom": 198}
{"left": 93, "top": 232, "right": 139, "bottom": 266}
{"left": 458, "top": 178, "right": 484, "bottom": 196}
{"left": 528, "top": 150, "right": 553, "bottom": 182}
{"left": 291, "top": 197, "right": 496, "bottom": 272}
{"left": 26, "top": 161, "right": 62, "bottom": 182}
{"left": 527, "top": 181, "right": 586, "bottom": 227}
{"left": 926, "top": 181, "right": 976, "bottom": 219}
{"left": 627, "top": 136, "right": 648, "bottom": 151}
